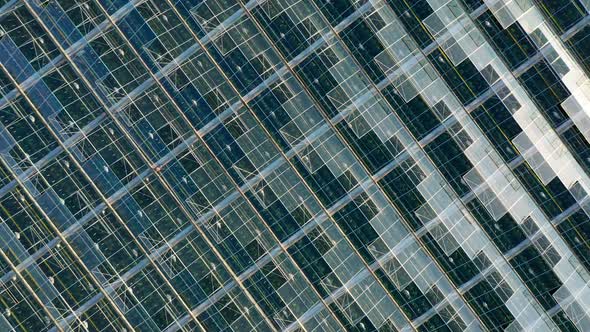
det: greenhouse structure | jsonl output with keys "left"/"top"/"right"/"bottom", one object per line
{"left": 2, "top": 0, "right": 590, "bottom": 330}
